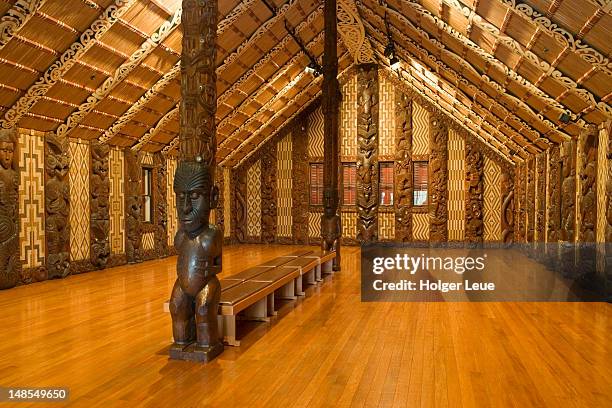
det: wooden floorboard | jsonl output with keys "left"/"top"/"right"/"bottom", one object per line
{"left": 0, "top": 244, "right": 610, "bottom": 407}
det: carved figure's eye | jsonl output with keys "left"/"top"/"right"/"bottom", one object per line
{"left": 190, "top": 192, "right": 200, "bottom": 200}
{"left": 178, "top": 193, "right": 185, "bottom": 199}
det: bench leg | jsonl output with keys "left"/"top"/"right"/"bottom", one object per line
{"left": 305, "top": 269, "right": 316, "bottom": 285}
{"left": 322, "top": 260, "right": 333, "bottom": 274}
{"left": 295, "top": 275, "right": 305, "bottom": 297}
{"left": 315, "top": 265, "right": 322, "bottom": 282}
{"left": 276, "top": 281, "right": 296, "bottom": 300}
{"left": 243, "top": 298, "right": 269, "bottom": 322}
{"left": 267, "top": 293, "right": 277, "bottom": 316}
{"left": 222, "top": 315, "right": 240, "bottom": 347}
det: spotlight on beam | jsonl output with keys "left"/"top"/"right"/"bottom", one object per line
{"left": 558, "top": 112, "right": 571, "bottom": 124}
{"left": 389, "top": 55, "right": 401, "bottom": 70}
{"left": 305, "top": 61, "right": 321, "bottom": 77}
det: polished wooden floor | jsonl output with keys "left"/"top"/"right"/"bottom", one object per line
{"left": 0, "top": 245, "right": 610, "bottom": 407}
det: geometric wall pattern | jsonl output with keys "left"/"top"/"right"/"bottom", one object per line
{"left": 308, "top": 211, "right": 322, "bottom": 239}
{"left": 68, "top": 140, "right": 90, "bottom": 261}
{"left": 277, "top": 133, "right": 293, "bottom": 237}
{"left": 247, "top": 160, "right": 262, "bottom": 237}
{"left": 378, "top": 71, "right": 395, "bottom": 157}
{"left": 142, "top": 232, "right": 155, "bottom": 251}
{"left": 18, "top": 130, "right": 45, "bottom": 268}
{"left": 483, "top": 156, "right": 502, "bottom": 241}
{"left": 307, "top": 106, "right": 324, "bottom": 158}
{"left": 447, "top": 129, "right": 465, "bottom": 241}
{"left": 141, "top": 152, "right": 154, "bottom": 166}
{"left": 109, "top": 147, "right": 125, "bottom": 254}
{"left": 223, "top": 167, "right": 231, "bottom": 238}
{"left": 378, "top": 211, "right": 395, "bottom": 240}
{"left": 413, "top": 212, "right": 429, "bottom": 241}
{"left": 340, "top": 74, "right": 357, "bottom": 158}
{"left": 412, "top": 102, "right": 430, "bottom": 156}
{"left": 341, "top": 209, "right": 357, "bottom": 239}
{"left": 166, "top": 157, "right": 178, "bottom": 246}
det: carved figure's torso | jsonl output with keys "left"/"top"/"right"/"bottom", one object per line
{"left": 175, "top": 225, "right": 222, "bottom": 297}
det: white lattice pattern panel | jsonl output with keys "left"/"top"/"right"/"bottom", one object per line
{"left": 68, "top": 140, "right": 90, "bottom": 261}
{"left": 341, "top": 210, "right": 357, "bottom": 239}
{"left": 340, "top": 74, "right": 357, "bottom": 158}
{"left": 378, "top": 71, "right": 395, "bottom": 157}
{"left": 18, "top": 130, "right": 45, "bottom": 268}
{"left": 276, "top": 134, "right": 293, "bottom": 237}
{"left": 413, "top": 213, "right": 429, "bottom": 241}
{"left": 247, "top": 160, "right": 262, "bottom": 237}
{"left": 484, "top": 157, "right": 502, "bottom": 241}
{"left": 447, "top": 129, "right": 465, "bottom": 241}
{"left": 308, "top": 211, "right": 322, "bottom": 239}
{"left": 223, "top": 167, "right": 231, "bottom": 238}
{"left": 412, "top": 102, "right": 430, "bottom": 156}
{"left": 109, "top": 147, "right": 124, "bottom": 254}
{"left": 142, "top": 232, "right": 154, "bottom": 251}
{"left": 378, "top": 212, "right": 395, "bottom": 240}
{"left": 166, "top": 157, "right": 178, "bottom": 245}
{"left": 141, "top": 152, "right": 154, "bottom": 166}
{"left": 307, "top": 106, "right": 324, "bottom": 158}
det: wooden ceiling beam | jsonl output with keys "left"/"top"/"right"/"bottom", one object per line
{"left": 0, "top": 0, "right": 49, "bottom": 50}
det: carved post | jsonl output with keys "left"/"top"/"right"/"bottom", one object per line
{"left": 500, "top": 167, "right": 514, "bottom": 244}
{"left": 124, "top": 148, "right": 142, "bottom": 264}
{"left": 560, "top": 140, "right": 577, "bottom": 243}
{"left": 515, "top": 162, "right": 526, "bottom": 242}
{"left": 579, "top": 126, "right": 598, "bottom": 243}
{"left": 154, "top": 152, "right": 168, "bottom": 258}
{"left": 169, "top": 0, "right": 223, "bottom": 362}
{"left": 356, "top": 64, "right": 379, "bottom": 243}
{"left": 261, "top": 143, "right": 277, "bottom": 244}
{"left": 526, "top": 156, "right": 535, "bottom": 242}
{"left": 535, "top": 151, "right": 547, "bottom": 244}
{"left": 394, "top": 91, "right": 412, "bottom": 241}
{"left": 292, "top": 117, "right": 309, "bottom": 244}
{"left": 429, "top": 114, "right": 448, "bottom": 242}
{"left": 90, "top": 142, "right": 110, "bottom": 270}
{"left": 547, "top": 146, "right": 561, "bottom": 243}
{"left": 320, "top": 0, "right": 342, "bottom": 270}
{"left": 465, "top": 141, "right": 484, "bottom": 243}
{"left": 0, "top": 127, "right": 20, "bottom": 289}
{"left": 233, "top": 168, "right": 247, "bottom": 243}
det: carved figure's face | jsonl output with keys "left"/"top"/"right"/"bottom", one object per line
{"left": 0, "top": 141, "right": 14, "bottom": 170}
{"left": 174, "top": 161, "right": 218, "bottom": 235}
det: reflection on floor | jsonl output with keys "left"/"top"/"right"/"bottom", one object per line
{"left": 0, "top": 244, "right": 610, "bottom": 407}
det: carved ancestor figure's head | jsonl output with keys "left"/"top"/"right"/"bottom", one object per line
{"left": 174, "top": 159, "right": 218, "bottom": 235}
{"left": 0, "top": 127, "right": 17, "bottom": 171}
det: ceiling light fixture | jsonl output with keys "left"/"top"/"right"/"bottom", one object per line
{"left": 285, "top": 20, "right": 322, "bottom": 78}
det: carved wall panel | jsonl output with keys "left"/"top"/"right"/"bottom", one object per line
{"left": 579, "top": 128, "right": 598, "bottom": 243}
{"left": 89, "top": 142, "right": 110, "bottom": 270}
{"left": 340, "top": 74, "right": 357, "bottom": 159}
{"left": 356, "top": 64, "right": 379, "bottom": 242}
{"left": 526, "top": 157, "right": 536, "bottom": 242}
{"left": 223, "top": 168, "right": 231, "bottom": 238}
{"left": 412, "top": 102, "right": 429, "bottom": 156}
{"left": 261, "top": 144, "right": 277, "bottom": 243}
{"left": 154, "top": 153, "right": 168, "bottom": 257}
{"left": 429, "top": 115, "right": 448, "bottom": 242}
{"left": 124, "top": 149, "right": 142, "bottom": 263}
{"left": 515, "top": 163, "right": 526, "bottom": 242}
{"left": 0, "top": 127, "right": 20, "bottom": 288}
{"left": 483, "top": 156, "right": 501, "bottom": 242}
{"left": 547, "top": 146, "right": 561, "bottom": 243}
{"left": 68, "top": 139, "right": 89, "bottom": 262}
{"left": 394, "top": 90, "right": 412, "bottom": 242}
{"left": 292, "top": 121, "right": 309, "bottom": 244}
{"left": 215, "top": 168, "right": 224, "bottom": 236}
{"left": 413, "top": 213, "right": 429, "bottom": 241}
{"left": 448, "top": 128, "right": 466, "bottom": 241}
{"left": 607, "top": 129, "right": 612, "bottom": 244}
{"left": 465, "top": 142, "right": 484, "bottom": 242}
{"left": 166, "top": 157, "right": 178, "bottom": 247}
{"left": 307, "top": 106, "right": 324, "bottom": 159}
{"left": 337, "top": 0, "right": 375, "bottom": 64}
{"left": 246, "top": 160, "right": 262, "bottom": 239}
{"left": 277, "top": 134, "right": 292, "bottom": 238}
{"left": 501, "top": 167, "right": 515, "bottom": 244}
{"left": 535, "top": 151, "right": 547, "bottom": 242}
{"left": 378, "top": 71, "right": 395, "bottom": 157}
{"left": 109, "top": 147, "right": 125, "bottom": 254}
{"left": 233, "top": 168, "right": 248, "bottom": 243}
{"left": 560, "top": 140, "right": 577, "bottom": 242}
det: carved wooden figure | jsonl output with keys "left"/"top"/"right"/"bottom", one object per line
{"left": 579, "top": 128, "right": 598, "bottom": 243}
{"left": 429, "top": 115, "right": 448, "bottom": 242}
{"left": 125, "top": 149, "right": 143, "bottom": 263}
{"left": 536, "top": 152, "right": 547, "bottom": 243}
{"left": 501, "top": 168, "right": 514, "bottom": 244}
{"left": 526, "top": 157, "right": 535, "bottom": 242}
{"left": 560, "top": 141, "right": 576, "bottom": 242}
{"left": 154, "top": 153, "right": 168, "bottom": 257}
{"left": 261, "top": 144, "right": 277, "bottom": 244}
{"left": 0, "top": 127, "right": 19, "bottom": 289}
{"left": 547, "top": 146, "right": 561, "bottom": 243}
{"left": 292, "top": 120, "right": 309, "bottom": 244}
{"left": 90, "top": 142, "right": 110, "bottom": 269}
{"left": 465, "top": 142, "right": 484, "bottom": 242}
{"left": 394, "top": 91, "right": 412, "bottom": 241}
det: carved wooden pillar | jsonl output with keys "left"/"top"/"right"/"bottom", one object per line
{"left": 356, "top": 64, "right": 379, "bottom": 242}
{"left": 394, "top": 91, "right": 412, "bottom": 241}
{"left": 90, "top": 142, "right": 110, "bottom": 270}
{"left": 560, "top": 140, "right": 577, "bottom": 243}
{"left": 514, "top": 163, "right": 526, "bottom": 242}
{"left": 501, "top": 167, "right": 514, "bottom": 244}
{"left": 579, "top": 126, "right": 598, "bottom": 243}
{"left": 215, "top": 169, "right": 224, "bottom": 235}
{"left": 429, "top": 114, "right": 448, "bottom": 242}
{"left": 154, "top": 152, "right": 168, "bottom": 258}
{"left": 526, "top": 156, "right": 536, "bottom": 242}
{"left": 0, "top": 127, "right": 19, "bottom": 288}
{"left": 465, "top": 141, "right": 484, "bottom": 243}
{"left": 261, "top": 143, "right": 277, "bottom": 244}
{"left": 547, "top": 146, "right": 561, "bottom": 243}
{"left": 607, "top": 126, "right": 612, "bottom": 244}
{"left": 292, "top": 117, "right": 309, "bottom": 244}
{"left": 124, "top": 148, "right": 142, "bottom": 264}
{"left": 535, "top": 151, "right": 547, "bottom": 243}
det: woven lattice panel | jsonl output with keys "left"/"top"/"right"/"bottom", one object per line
{"left": 276, "top": 134, "right": 293, "bottom": 237}
{"left": 166, "top": 157, "right": 178, "bottom": 246}
{"left": 18, "top": 130, "right": 45, "bottom": 268}
{"left": 484, "top": 156, "right": 502, "bottom": 241}
{"left": 341, "top": 210, "right": 357, "bottom": 239}
{"left": 247, "top": 160, "right": 262, "bottom": 238}
{"left": 68, "top": 140, "right": 90, "bottom": 261}
{"left": 307, "top": 106, "right": 324, "bottom": 158}
{"left": 378, "top": 212, "right": 395, "bottom": 240}
{"left": 142, "top": 232, "right": 154, "bottom": 251}
{"left": 340, "top": 74, "right": 358, "bottom": 159}
{"left": 412, "top": 102, "right": 430, "bottom": 156}
{"left": 413, "top": 213, "right": 429, "bottom": 241}
{"left": 378, "top": 70, "right": 395, "bottom": 157}
{"left": 308, "top": 211, "right": 322, "bottom": 239}
{"left": 447, "top": 129, "right": 465, "bottom": 241}
{"left": 223, "top": 167, "right": 231, "bottom": 238}
{"left": 109, "top": 147, "right": 124, "bottom": 254}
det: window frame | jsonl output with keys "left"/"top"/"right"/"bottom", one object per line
{"left": 309, "top": 162, "right": 324, "bottom": 206}
{"left": 341, "top": 162, "right": 357, "bottom": 206}
{"left": 143, "top": 167, "right": 154, "bottom": 224}
{"left": 412, "top": 161, "right": 429, "bottom": 208}
{"left": 378, "top": 161, "right": 395, "bottom": 206}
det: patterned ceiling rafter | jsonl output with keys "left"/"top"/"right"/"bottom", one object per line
{"left": 131, "top": 102, "right": 179, "bottom": 151}
{"left": 337, "top": 0, "right": 375, "bottom": 63}
{"left": 388, "top": 0, "right": 588, "bottom": 128}
{"left": 359, "top": 2, "right": 571, "bottom": 144}
{"left": 0, "top": 0, "right": 49, "bottom": 50}
{"left": 54, "top": 5, "right": 182, "bottom": 138}
{"left": 98, "top": 61, "right": 180, "bottom": 144}
{"left": 0, "top": 0, "right": 139, "bottom": 129}
{"left": 218, "top": 0, "right": 259, "bottom": 36}
{"left": 440, "top": 0, "right": 611, "bottom": 118}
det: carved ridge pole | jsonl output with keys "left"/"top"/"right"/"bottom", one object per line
{"left": 321, "top": 0, "right": 342, "bottom": 271}
{"left": 169, "top": 0, "right": 223, "bottom": 362}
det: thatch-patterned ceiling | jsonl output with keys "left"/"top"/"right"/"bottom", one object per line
{"left": 0, "top": 0, "right": 609, "bottom": 166}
